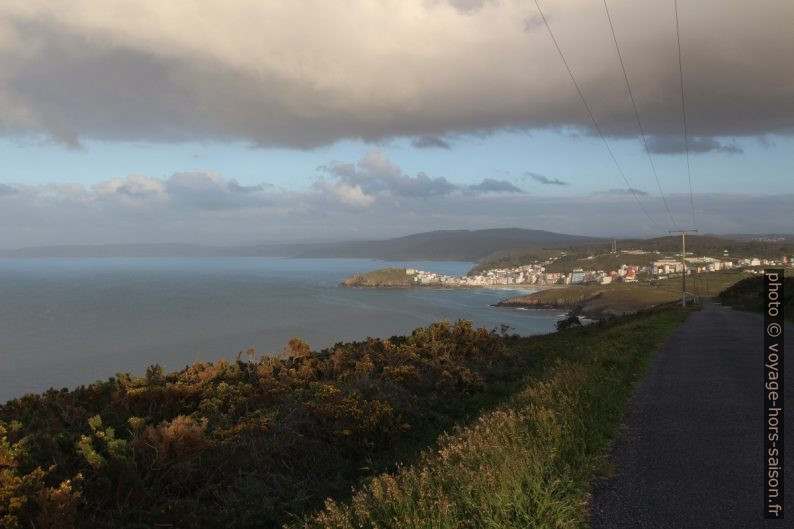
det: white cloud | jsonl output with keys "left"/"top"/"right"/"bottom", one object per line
{"left": 93, "top": 174, "right": 167, "bottom": 200}
{"left": 318, "top": 182, "right": 375, "bottom": 208}
{"left": 0, "top": 165, "right": 791, "bottom": 248}
{"left": 319, "top": 150, "right": 521, "bottom": 198}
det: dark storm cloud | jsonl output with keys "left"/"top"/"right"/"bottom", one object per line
{"left": 526, "top": 172, "right": 569, "bottom": 186}
{"left": 411, "top": 136, "right": 452, "bottom": 149}
{"left": 0, "top": 1, "right": 791, "bottom": 148}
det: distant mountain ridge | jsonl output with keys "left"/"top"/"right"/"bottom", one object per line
{"left": 0, "top": 229, "right": 603, "bottom": 261}
{"left": 0, "top": 243, "right": 223, "bottom": 258}
{"left": 291, "top": 229, "right": 602, "bottom": 261}
{"left": 2, "top": 230, "right": 791, "bottom": 262}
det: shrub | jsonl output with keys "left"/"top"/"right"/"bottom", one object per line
{"left": 556, "top": 315, "right": 583, "bottom": 331}
{"left": 134, "top": 415, "right": 209, "bottom": 476}
{"left": 0, "top": 320, "right": 524, "bottom": 527}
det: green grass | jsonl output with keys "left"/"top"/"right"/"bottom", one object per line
{"left": 498, "top": 271, "right": 755, "bottom": 319}
{"left": 499, "top": 282, "right": 683, "bottom": 318}
{"left": 299, "top": 307, "right": 692, "bottom": 528}
{"left": 654, "top": 270, "right": 752, "bottom": 298}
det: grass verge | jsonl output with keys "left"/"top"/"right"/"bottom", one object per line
{"left": 300, "top": 307, "right": 691, "bottom": 528}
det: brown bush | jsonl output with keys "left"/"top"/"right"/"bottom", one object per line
{"left": 134, "top": 415, "right": 209, "bottom": 475}
{"left": 283, "top": 338, "right": 311, "bottom": 359}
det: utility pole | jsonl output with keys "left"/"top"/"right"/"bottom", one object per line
{"left": 669, "top": 229, "right": 698, "bottom": 307}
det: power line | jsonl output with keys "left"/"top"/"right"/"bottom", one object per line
{"left": 603, "top": 0, "right": 679, "bottom": 231}
{"left": 669, "top": 229, "right": 698, "bottom": 307}
{"left": 675, "top": 0, "right": 697, "bottom": 230}
{"left": 532, "top": 0, "right": 665, "bottom": 233}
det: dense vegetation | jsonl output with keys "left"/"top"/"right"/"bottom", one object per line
{"left": 717, "top": 275, "right": 794, "bottom": 320}
{"left": 1, "top": 305, "right": 691, "bottom": 528}
{"left": 305, "top": 308, "right": 690, "bottom": 528}
{"left": 1, "top": 321, "right": 539, "bottom": 528}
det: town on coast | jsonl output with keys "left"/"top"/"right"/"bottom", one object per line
{"left": 374, "top": 252, "right": 786, "bottom": 288}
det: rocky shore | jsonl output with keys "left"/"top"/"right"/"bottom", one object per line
{"left": 495, "top": 290, "right": 609, "bottom": 319}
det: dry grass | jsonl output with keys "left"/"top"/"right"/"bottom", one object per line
{"left": 501, "top": 272, "right": 755, "bottom": 318}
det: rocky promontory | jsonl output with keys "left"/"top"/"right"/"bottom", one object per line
{"left": 341, "top": 268, "right": 421, "bottom": 288}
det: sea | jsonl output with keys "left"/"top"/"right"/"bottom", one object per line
{"left": 0, "top": 257, "right": 564, "bottom": 403}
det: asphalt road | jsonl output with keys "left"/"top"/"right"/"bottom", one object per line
{"left": 590, "top": 298, "right": 792, "bottom": 529}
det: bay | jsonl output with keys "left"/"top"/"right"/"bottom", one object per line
{"left": 0, "top": 257, "right": 563, "bottom": 402}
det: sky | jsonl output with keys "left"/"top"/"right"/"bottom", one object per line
{"left": 0, "top": 0, "right": 792, "bottom": 248}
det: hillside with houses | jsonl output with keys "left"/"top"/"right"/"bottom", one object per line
{"left": 347, "top": 247, "right": 791, "bottom": 290}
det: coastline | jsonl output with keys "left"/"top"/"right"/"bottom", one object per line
{"left": 340, "top": 283, "right": 567, "bottom": 291}
{"left": 341, "top": 267, "right": 723, "bottom": 322}
{"left": 494, "top": 288, "right": 599, "bottom": 319}
{"left": 495, "top": 284, "right": 683, "bottom": 321}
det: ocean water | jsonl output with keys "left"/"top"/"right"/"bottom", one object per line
{"left": 0, "top": 258, "right": 563, "bottom": 402}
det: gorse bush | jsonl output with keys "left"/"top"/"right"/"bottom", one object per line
{"left": 1, "top": 421, "right": 83, "bottom": 529}
{"left": 0, "top": 321, "right": 517, "bottom": 528}
{"left": 1, "top": 310, "right": 688, "bottom": 529}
